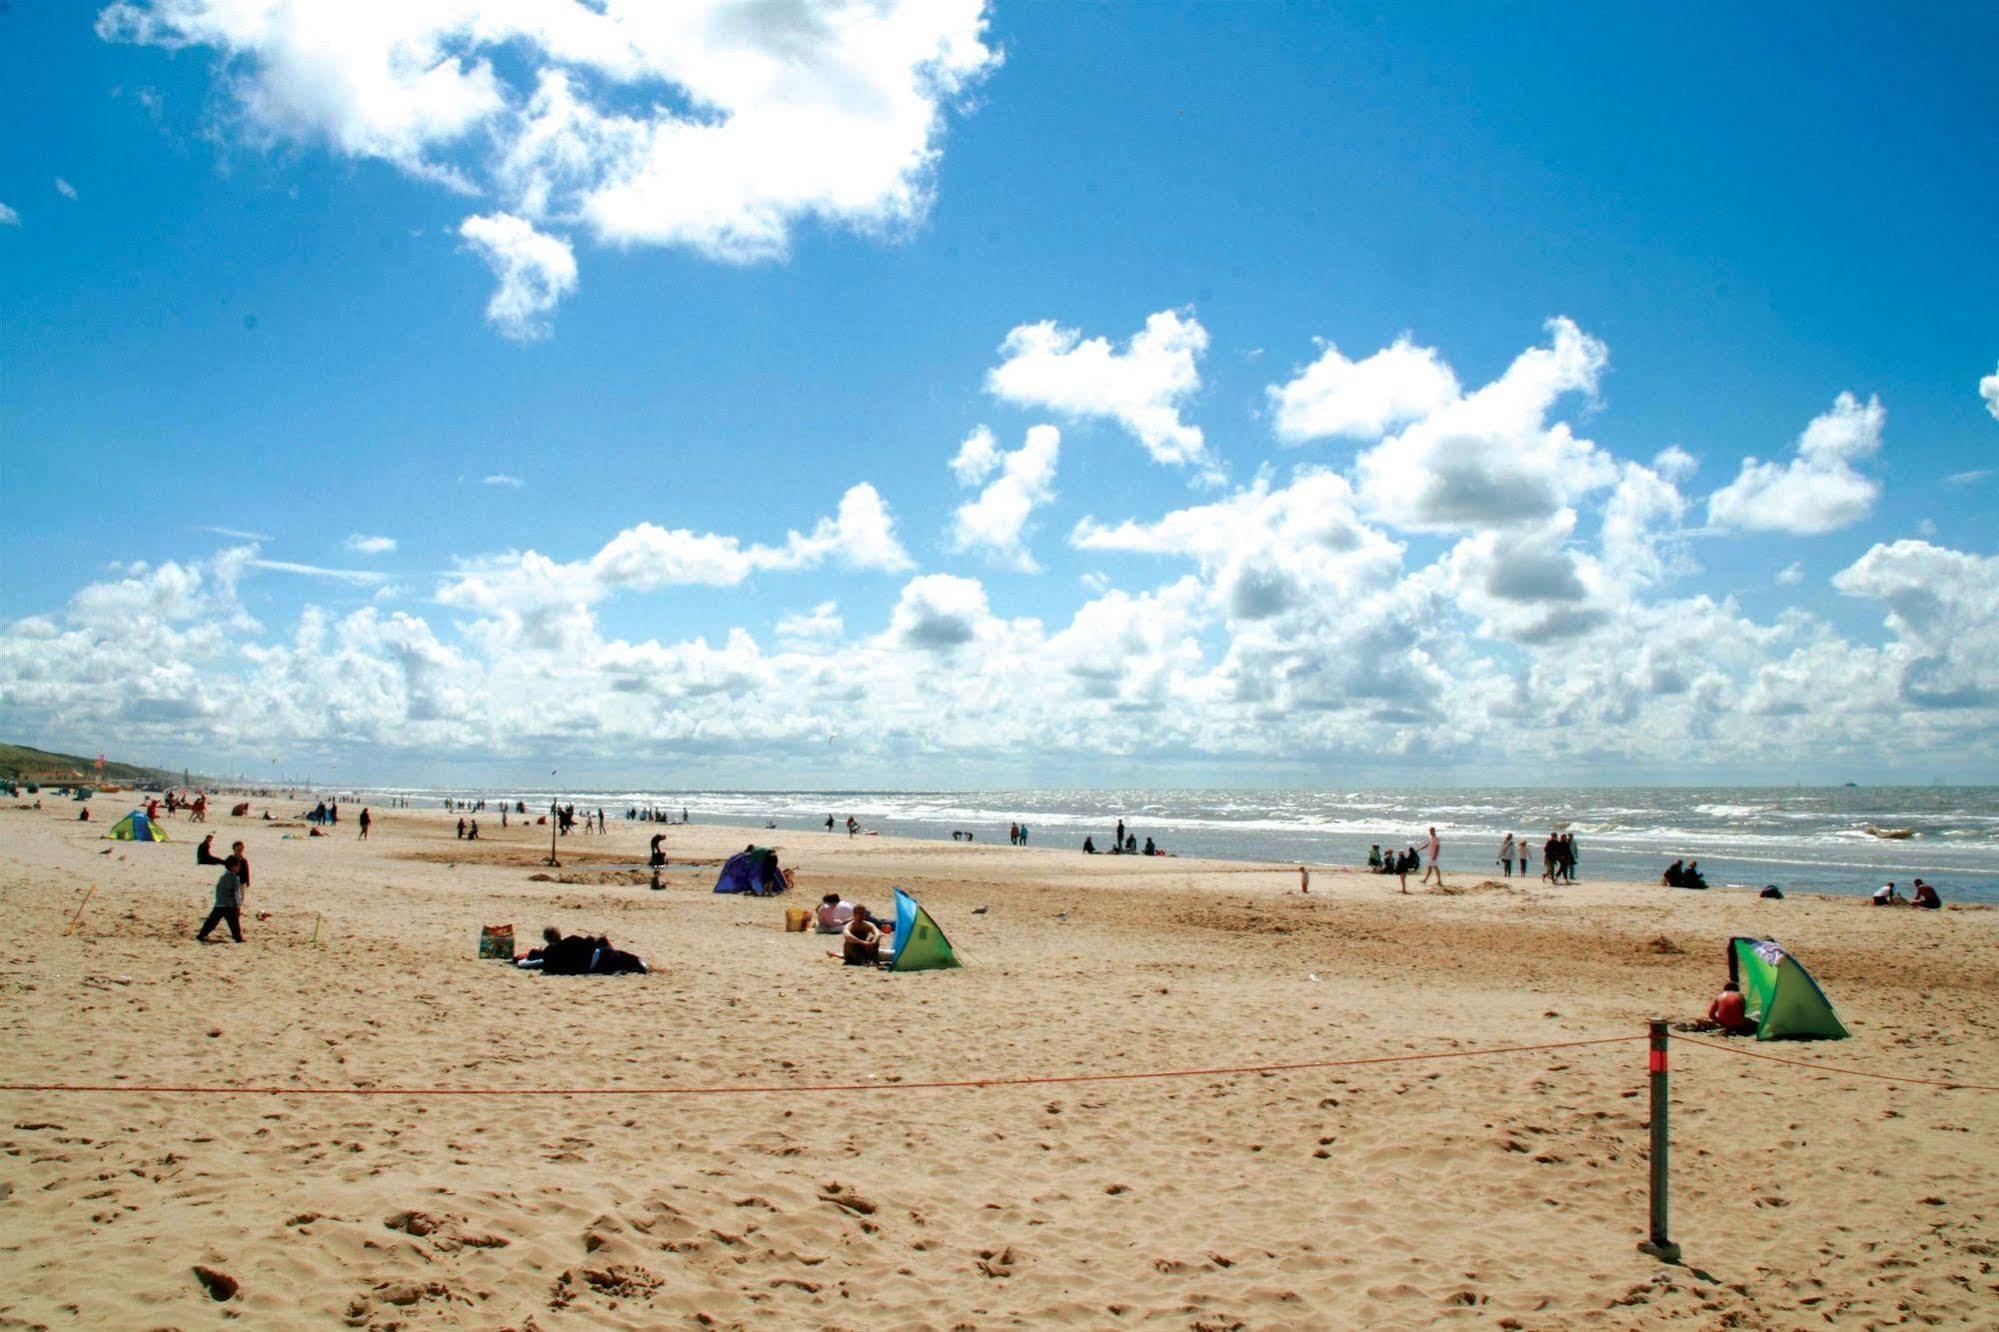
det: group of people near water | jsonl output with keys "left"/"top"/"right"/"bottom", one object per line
{"left": 1083, "top": 818, "right": 1166, "bottom": 856}
{"left": 1872, "top": 879, "right": 1943, "bottom": 909}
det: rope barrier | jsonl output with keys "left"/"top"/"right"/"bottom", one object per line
{"left": 1675, "top": 1036, "right": 1999, "bottom": 1092}
{"left": 0, "top": 1034, "right": 1639, "bottom": 1099}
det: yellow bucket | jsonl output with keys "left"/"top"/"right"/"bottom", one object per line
{"left": 784, "top": 907, "right": 811, "bottom": 933}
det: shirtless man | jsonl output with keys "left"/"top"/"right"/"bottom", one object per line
{"left": 1708, "top": 981, "right": 1757, "bottom": 1036}
{"left": 1420, "top": 826, "right": 1444, "bottom": 887}
{"left": 835, "top": 906, "right": 882, "bottom": 966}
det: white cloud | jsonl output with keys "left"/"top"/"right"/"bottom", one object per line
{"left": 1352, "top": 317, "right": 1615, "bottom": 531}
{"left": 55, "top": 178, "right": 79, "bottom": 200}
{"left": 195, "top": 524, "right": 273, "bottom": 541}
{"left": 99, "top": 0, "right": 998, "bottom": 337}
{"left": 1946, "top": 469, "right": 1993, "bottom": 486}
{"left": 1707, "top": 392, "right": 1884, "bottom": 535}
{"left": 886, "top": 573, "right": 991, "bottom": 649}
{"left": 1835, "top": 540, "right": 1999, "bottom": 708}
{"left": 345, "top": 533, "right": 397, "bottom": 555}
{"left": 458, "top": 212, "right": 577, "bottom": 341}
{"left": 1268, "top": 335, "right": 1460, "bottom": 443}
{"left": 949, "top": 425, "right": 1002, "bottom": 486}
{"left": 482, "top": 474, "right": 525, "bottom": 489}
{"left": 776, "top": 601, "right": 844, "bottom": 647}
{"left": 986, "top": 308, "right": 1212, "bottom": 470}
{"left": 950, "top": 425, "right": 1059, "bottom": 571}
{"left": 438, "top": 483, "right": 912, "bottom": 646}
{"left": 1982, "top": 363, "right": 1999, "bottom": 421}
{"left": 246, "top": 559, "right": 388, "bottom": 585}
{"left": 1776, "top": 562, "right": 1804, "bottom": 586}
{"left": 0, "top": 202, "right": 18, "bottom": 226}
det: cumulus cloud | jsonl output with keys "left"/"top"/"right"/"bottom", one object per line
{"left": 986, "top": 308, "right": 1212, "bottom": 470}
{"left": 949, "top": 425, "right": 1059, "bottom": 571}
{"left": 887, "top": 573, "right": 991, "bottom": 649}
{"left": 345, "top": 533, "right": 397, "bottom": 555}
{"left": 99, "top": 0, "right": 998, "bottom": 336}
{"left": 0, "top": 202, "right": 18, "bottom": 226}
{"left": 459, "top": 212, "right": 577, "bottom": 341}
{"left": 1835, "top": 540, "right": 1999, "bottom": 707}
{"left": 1707, "top": 392, "right": 1885, "bottom": 534}
{"left": 1983, "top": 363, "right": 1999, "bottom": 421}
{"left": 1352, "top": 318, "right": 1615, "bottom": 531}
{"left": 1268, "top": 335, "right": 1460, "bottom": 443}
{"left": 438, "top": 482, "right": 911, "bottom": 646}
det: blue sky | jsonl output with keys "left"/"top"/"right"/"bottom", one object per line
{"left": 1, "top": 1, "right": 1995, "bottom": 787}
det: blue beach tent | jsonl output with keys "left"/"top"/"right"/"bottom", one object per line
{"left": 713, "top": 846, "right": 786, "bottom": 895}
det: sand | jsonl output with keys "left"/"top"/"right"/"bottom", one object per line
{"left": 1, "top": 794, "right": 1995, "bottom": 1329}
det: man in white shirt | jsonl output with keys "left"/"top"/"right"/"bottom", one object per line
{"left": 1421, "top": 826, "right": 1444, "bottom": 887}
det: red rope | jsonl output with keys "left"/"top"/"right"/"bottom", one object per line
{"left": 0, "top": 1035, "right": 1639, "bottom": 1099}
{"left": 1676, "top": 1036, "right": 1999, "bottom": 1092}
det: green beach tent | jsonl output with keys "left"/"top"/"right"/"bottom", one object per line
{"left": 104, "top": 809, "right": 170, "bottom": 842}
{"left": 888, "top": 887, "right": 961, "bottom": 971}
{"left": 1727, "top": 937, "right": 1848, "bottom": 1040}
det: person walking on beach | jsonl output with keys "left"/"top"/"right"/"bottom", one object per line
{"left": 846, "top": 816, "right": 858, "bottom": 838}
{"left": 358, "top": 807, "right": 371, "bottom": 840}
{"left": 197, "top": 853, "right": 247, "bottom": 942}
{"left": 1542, "top": 833, "right": 1561, "bottom": 883}
{"left": 1498, "top": 832, "right": 1515, "bottom": 877}
{"left": 1421, "top": 827, "right": 1444, "bottom": 887}
{"left": 1563, "top": 833, "right": 1580, "bottom": 883}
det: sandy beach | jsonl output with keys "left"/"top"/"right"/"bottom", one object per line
{"left": 2, "top": 794, "right": 1995, "bottom": 1329}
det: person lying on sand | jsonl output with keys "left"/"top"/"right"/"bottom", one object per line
{"left": 522, "top": 926, "right": 647, "bottom": 975}
{"left": 815, "top": 893, "right": 854, "bottom": 934}
{"left": 1707, "top": 981, "right": 1758, "bottom": 1036}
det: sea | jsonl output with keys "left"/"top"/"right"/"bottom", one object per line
{"left": 359, "top": 785, "right": 1999, "bottom": 905}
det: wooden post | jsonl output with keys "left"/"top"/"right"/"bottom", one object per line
{"left": 64, "top": 885, "right": 97, "bottom": 937}
{"left": 1637, "top": 1019, "right": 1682, "bottom": 1262}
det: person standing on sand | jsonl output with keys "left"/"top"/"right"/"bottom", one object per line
{"left": 1542, "top": 833, "right": 1561, "bottom": 883}
{"left": 358, "top": 807, "right": 371, "bottom": 840}
{"left": 1299, "top": 866, "right": 1310, "bottom": 894}
{"left": 846, "top": 816, "right": 858, "bottom": 838}
{"left": 1515, "top": 835, "right": 1530, "bottom": 877}
{"left": 1116, "top": 818, "right": 1125, "bottom": 850}
{"left": 1421, "top": 827, "right": 1444, "bottom": 887}
{"left": 197, "top": 854, "right": 246, "bottom": 942}
{"left": 1498, "top": 832, "right": 1515, "bottom": 877}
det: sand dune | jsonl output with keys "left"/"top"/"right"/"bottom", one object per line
{"left": 2, "top": 796, "right": 1994, "bottom": 1328}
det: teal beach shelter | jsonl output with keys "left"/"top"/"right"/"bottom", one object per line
{"left": 888, "top": 887, "right": 961, "bottom": 971}
{"left": 104, "top": 810, "right": 170, "bottom": 842}
{"left": 1727, "top": 937, "right": 1849, "bottom": 1040}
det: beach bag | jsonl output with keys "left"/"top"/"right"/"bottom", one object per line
{"left": 785, "top": 907, "right": 811, "bottom": 932}
{"left": 479, "top": 923, "right": 516, "bottom": 959}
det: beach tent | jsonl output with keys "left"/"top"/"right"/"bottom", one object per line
{"left": 103, "top": 809, "right": 170, "bottom": 842}
{"left": 713, "top": 846, "right": 786, "bottom": 895}
{"left": 1726, "top": 937, "right": 1848, "bottom": 1040}
{"left": 888, "top": 887, "right": 961, "bottom": 972}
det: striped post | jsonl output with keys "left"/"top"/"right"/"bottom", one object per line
{"left": 1637, "top": 1019, "right": 1682, "bottom": 1262}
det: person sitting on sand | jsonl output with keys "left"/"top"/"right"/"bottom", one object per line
{"left": 1708, "top": 981, "right": 1757, "bottom": 1036}
{"left": 1083, "top": 836, "right": 1097, "bottom": 853}
{"left": 1911, "top": 879, "right": 1941, "bottom": 910}
{"left": 1684, "top": 861, "right": 1708, "bottom": 890}
{"left": 815, "top": 893, "right": 854, "bottom": 934}
{"left": 1143, "top": 836, "right": 1156, "bottom": 856}
{"left": 1872, "top": 881, "right": 1904, "bottom": 907}
{"left": 1662, "top": 859, "right": 1685, "bottom": 887}
{"left": 835, "top": 906, "right": 883, "bottom": 966}
{"left": 196, "top": 833, "right": 225, "bottom": 867}
{"left": 1367, "top": 844, "right": 1382, "bottom": 871}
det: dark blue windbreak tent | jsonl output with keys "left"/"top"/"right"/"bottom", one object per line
{"left": 713, "top": 846, "right": 786, "bottom": 895}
